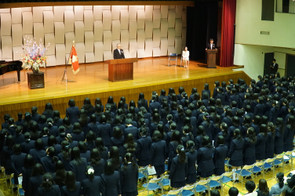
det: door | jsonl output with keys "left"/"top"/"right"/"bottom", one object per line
{"left": 264, "top": 52, "right": 274, "bottom": 75}
{"left": 286, "top": 54, "right": 295, "bottom": 77}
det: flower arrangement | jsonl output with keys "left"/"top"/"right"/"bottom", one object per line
{"left": 22, "top": 37, "right": 49, "bottom": 73}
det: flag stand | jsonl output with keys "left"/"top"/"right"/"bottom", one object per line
{"left": 61, "top": 40, "right": 78, "bottom": 84}
{"left": 60, "top": 64, "right": 75, "bottom": 83}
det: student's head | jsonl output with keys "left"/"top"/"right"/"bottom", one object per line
{"left": 276, "top": 172, "right": 284, "bottom": 188}
{"left": 41, "top": 173, "right": 54, "bottom": 191}
{"left": 258, "top": 179, "right": 269, "bottom": 194}
{"left": 104, "top": 160, "right": 115, "bottom": 175}
{"left": 228, "top": 187, "right": 239, "bottom": 196}
{"left": 86, "top": 166, "right": 95, "bottom": 181}
{"left": 210, "top": 38, "right": 214, "bottom": 43}
{"left": 245, "top": 180, "right": 256, "bottom": 193}
{"left": 210, "top": 189, "right": 220, "bottom": 196}
{"left": 184, "top": 46, "right": 188, "bottom": 51}
{"left": 273, "top": 59, "right": 276, "bottom": 63}
{"left": 24, "top": 154, "right": 35, "bottom": 169}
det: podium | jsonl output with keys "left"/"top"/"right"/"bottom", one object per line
{"left": 206, "top": 49, "right": 218, "bottom": 68}
{"left": 107, "top": 58, "right": 137, "bottom": 82}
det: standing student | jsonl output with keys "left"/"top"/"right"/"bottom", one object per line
{"left": 228, "top": 129, "right": 244, "bottom": 167}
{"left": 150, "top": 130, "right": 167, "bottom": 177}
{"left": 120, "top": 153, "right": 139, "bottom": 196}
{"left": 255, "top": 124, "right": 266, "bottom": 161}
{"left": 136, "top": 128, "right": 152, "bottom": 167}
{"left": 243, "top": 127, "right": 256, "bottom": 165}
{"left": 101, "top": 161, "right": 121, "bottom": 196}
{"left": 37, "top": 173, "right": 61, "bottom": 196}
{"left": 62, "top": 171, "right": 81, "bottom": 196}
{"left": 214, "top": 135, "right": 228, "bottom": 175}
{"left": 70, "top": 147, "right": 87, "bottom": 182}
{"left": 169, "top": 145, "right": 188, "bottom": 188}
{"left": 197, "top": 136, "right": 215, "bottom": 178}
{"left": 82, "top": 166, "right": 104, "bottom": 196}
{"left": 185, "top": 140, "right": 198, "bottom": 184}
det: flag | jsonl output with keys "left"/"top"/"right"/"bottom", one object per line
{"left": 69, "top": 44, "right": 80, "bottom": 74}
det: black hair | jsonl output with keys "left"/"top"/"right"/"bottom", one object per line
{"left": 65, "top": 171, "right": 77, "bottom": 192}
{"left": 216, "top": 135, "right": 225, "bottom": 146}
{"left": 71, "top": 147, "right": 82, "bottom": 164}
{"left": 104, "top": 160, "right": 115, "bottom": 175}
{"left": 276, "top": 172, "right": 284, "bottom": 188}
{"left": 186, "top": 140, "right": 195, "bottom": 153}
{"left": 245, "top": 180, "right": 255, "bottom": 193}
{"left": 24, "top": 154, "right": 35, "bottom": 169}
{"left": 258, "top": 179, "right": 269, "bottom": 195}
{"left": 210, "top": 190, "right": 220, "bottom": 196}
{"left": 41, "top": 173, "right": 53, "bottom": 191}
{"left": 86, "top": 166, "right": 95, "bottom": 181}
{"left": 228, "top": 187, "right": 239, "bottom": 196}
{"left": 177, "top": 145, "right": 186, "bottom": 163}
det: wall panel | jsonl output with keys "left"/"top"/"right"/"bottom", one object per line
{"left": 0, "top": 5, "right": 187, "bottom": 66}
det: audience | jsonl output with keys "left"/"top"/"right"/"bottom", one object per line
{"left": 245, "top": 180, "right": 257, "bottom": 196}
{"left": 1, "top": 74, "right": 295, "bottom": 195}
{"left": 270, "top": 172, "right": 285, "bottom": 195}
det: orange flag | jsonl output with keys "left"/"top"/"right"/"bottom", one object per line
{"left": 69, "top": 45, "right": 80, "bottom": 74}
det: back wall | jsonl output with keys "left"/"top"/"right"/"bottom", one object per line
{"left": 0, "top": 5, "right": 187, "bottom": 66}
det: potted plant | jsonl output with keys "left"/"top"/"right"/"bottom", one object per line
{"left": 22, "top": 37, "right": 49, "bottom": 89}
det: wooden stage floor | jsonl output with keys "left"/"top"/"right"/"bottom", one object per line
{"left": 0, "top": 57, "right": 250, "bottom": 122}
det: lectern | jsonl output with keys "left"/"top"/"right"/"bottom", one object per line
{"left": 107, "top": 58, "right": 137, "bottom": 82}
{"left": 206, "top": 49, "right": 218, "bottom": 68}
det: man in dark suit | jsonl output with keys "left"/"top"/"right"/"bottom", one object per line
{"left": 270, "top": 59, "right": 278, "bottom": 74}
{"left": 113, "top": 43, "right": 125, "bottom": 59}
{"left": 207, "top": 38, "right": 215, "bottom": 50}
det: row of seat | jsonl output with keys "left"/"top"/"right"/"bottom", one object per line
{"left": 136, "top": 149, "right": 295, "bottom": 196}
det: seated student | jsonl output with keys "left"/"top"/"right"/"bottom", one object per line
{"left": 270, "top": 172, "right": 285, "bottom": 196}
{"left": 256, "top": 179, "right": 270, "bottom": 196}
{"left": 245, "top": 180, "right": 258, "bottom": 196}
{"left": 229, "top": 187, "right": 240, "bottom": 196}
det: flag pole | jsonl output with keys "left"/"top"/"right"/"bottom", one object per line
{"left": 61, "top": 40, "right": 75, "bottom": 83}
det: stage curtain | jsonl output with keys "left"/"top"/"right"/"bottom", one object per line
{"left": 220, "top": 0, "right": 236, "bottom": 67}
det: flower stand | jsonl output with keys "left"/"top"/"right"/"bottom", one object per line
{"left": 27, "top": 72, "right": 44, "bottom": 89}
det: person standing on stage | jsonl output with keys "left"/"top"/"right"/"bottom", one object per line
{"left": 113, "top": 44, "right": 125, "bottom": 59}
{"left": 206, "top": 38, "right": 216, "bottom": 50}
{"left": 182, "top": 46, "right": 190, "bottom": 68}
{"left": 270, "top": 59, "right": 278, "bottom": 75}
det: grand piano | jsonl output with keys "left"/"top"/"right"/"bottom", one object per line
{"left": 0, "top": 60, "right": 23, "bottom": 82}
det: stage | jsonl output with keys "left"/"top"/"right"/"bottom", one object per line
{"left": 0, "top": 57, "right": 250, "bottom": 124}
